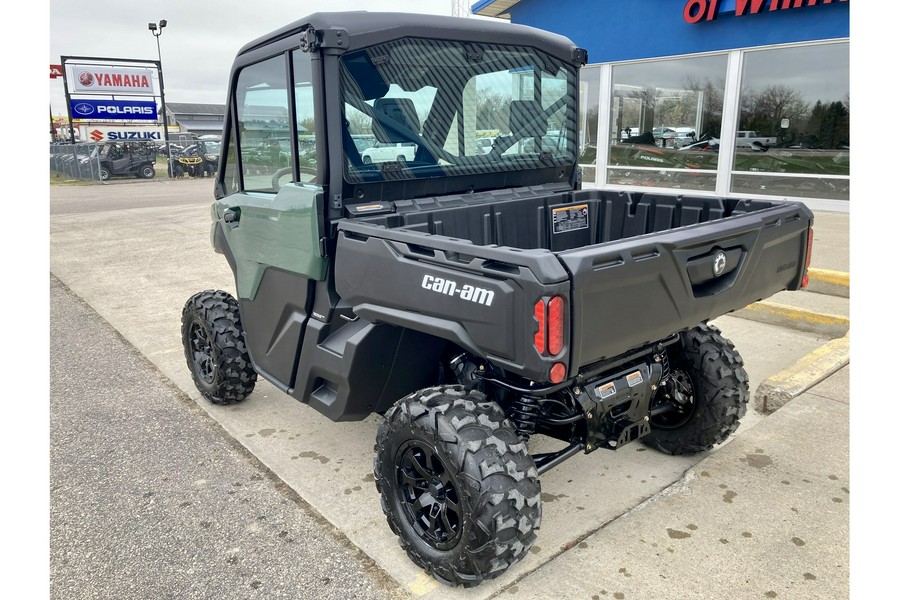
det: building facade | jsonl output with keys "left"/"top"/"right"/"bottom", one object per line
{"left": 473, "top": 0, "right": 850, "bottom": 211}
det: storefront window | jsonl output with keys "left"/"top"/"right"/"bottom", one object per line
{"left": 608, "top": 54, "right": 726, "bottom": 191}
{"left": 579, "top": 66, "right": 601, "bottom": 184}
{"left": 733, "top": 42, "right": 849, "bottom": 200}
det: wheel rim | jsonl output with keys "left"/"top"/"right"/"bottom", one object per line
{"left": 395, "top": 441, "right": 463, "bottom": 550}
{"left": 651, "top": 368, "right": 697, "bottom": 429}
{"left": 189, "top": 321, "right": 216, "bottom": 385}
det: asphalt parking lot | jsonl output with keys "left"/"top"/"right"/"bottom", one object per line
{"left": 49, "top": 177, "right": 850, "bottom": 599}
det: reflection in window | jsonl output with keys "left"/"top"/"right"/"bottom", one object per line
{"left": 608, "top": 54, "right": 726, "bottom": 191}
{"left": 222, "top": 126, "right": 239, "bottom": 195}
{"left": 733, "top": 43, "right": 849, "bottom": 200}
{"left": 293, "top": 50, "right": 317, "bottom": 185}
{"left": 236, "top": 55, "right": 290, "bottom": 193}
{"left": 579, "top": 66, "right": 601, "bottom": 183}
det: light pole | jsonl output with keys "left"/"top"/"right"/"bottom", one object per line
{"left": 149, "top": 19, "right": 172, "bottom": 177}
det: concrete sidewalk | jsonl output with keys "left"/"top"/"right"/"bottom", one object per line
{"left": 49, "top": 179, "right": 849, "bottom": 599}
{"left": 494, "top": 368, "right": 849, "bottom": 600}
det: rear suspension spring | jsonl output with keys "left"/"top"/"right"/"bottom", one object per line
{"left": 510, "top": 395, "right": 541, "bottom": 441}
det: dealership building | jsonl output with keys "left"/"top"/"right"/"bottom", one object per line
{"left": 472, "top": 0, "right": 850, "bottom": 211}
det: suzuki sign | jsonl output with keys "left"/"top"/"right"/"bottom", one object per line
{"left": 70, "top": 99, "right": 158, "bottom": 121}
{"left": 82, "top": 126, "right": 164, "bottom": 143}
{"left": 72, "top": 66, "right": 155, "bottom": 95}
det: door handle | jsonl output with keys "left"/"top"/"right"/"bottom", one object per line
{"left": 224, "top": 208, "right": 240, "bottom": 224}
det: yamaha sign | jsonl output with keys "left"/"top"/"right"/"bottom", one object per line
{"left": 70, "top": 99, "right": 158, "bottom": 121}
{"left": 71, "top": 66, "right": 155, "bottom": 95}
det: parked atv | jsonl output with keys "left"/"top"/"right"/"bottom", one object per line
{"left": 98, "top": 142, "right": 156, "bottom": 181}
{"left": 181, "top": 12, "right": 814, "bottom": 588}
{"left": 170, "top": 139, "right": 221, "bottom": 178}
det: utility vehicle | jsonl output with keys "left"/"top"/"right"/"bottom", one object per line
{"left": 98, "top": 142, "right": 156, "bottom": 181}
{"left": 181, "top": 12, "right": 814, "bottom": 587}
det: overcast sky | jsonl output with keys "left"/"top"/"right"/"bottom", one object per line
{"left": 48, "top": 0, "right": 475, "bottom": 115}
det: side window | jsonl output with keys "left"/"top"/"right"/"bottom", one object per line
{"left": 236, "top": 55, "right": 290, "bottom": 192}
{"left": 222, "top": 125, "right": 239, "bottom": 195}
{"left": 293, "top": 50, "right": 317, "bottom": 184}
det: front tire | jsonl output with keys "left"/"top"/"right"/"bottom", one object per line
{"left": 140, "top": 164, "right": 156, "bottom": 179}
{"left": 643, "top": 323, "right": 749, "bottom": 455}
{"left": 374, "top": 386, "right": 541, "bottom": 587}
{"left": 181, "top": 290, "right": 257, "bottom": 405}
{"left": 98, "top": 166, "right": 110, "bottom": 181}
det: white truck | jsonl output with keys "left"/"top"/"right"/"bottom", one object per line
{"left": 360, "top": 141, "right": 417, "bottom": 164}
{"left": 736, "top": 130, "right": 776, "bottom": 150}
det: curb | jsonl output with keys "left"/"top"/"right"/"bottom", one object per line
{"left": 733, "top": 301, "right": 849, "bottom": 338}
{"left": 754, "top": 332, "right": 850, "bottom": 414}
{"left": 806, "top": 268, "right": 850, "bottom": 298}
{"left": 742, "top": 269, "right": 850, "bottom": 414}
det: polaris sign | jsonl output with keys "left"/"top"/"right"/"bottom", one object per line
{"left": 70, "top": 99, "right": 158, "bottom": 121}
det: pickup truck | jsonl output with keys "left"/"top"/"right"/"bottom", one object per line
{"left": 180, "top": 11, "right": 814, "bottom": 588}
{"left": 736, "top": 130, "right": 777, "bottom": 150}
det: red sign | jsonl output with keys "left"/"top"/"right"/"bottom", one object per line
{"left": 49, "top": 64, "right": 63, "bottom": 79}
{"left": 683, "top": 0, "right": 848, "bottom": 24}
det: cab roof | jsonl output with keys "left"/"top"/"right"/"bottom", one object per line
{"left": 237, "top": 11, "right": 583, "bottom": 65}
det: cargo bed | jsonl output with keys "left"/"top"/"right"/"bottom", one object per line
{"left": 335, "top": 185, "right": 814, "bottom": 381}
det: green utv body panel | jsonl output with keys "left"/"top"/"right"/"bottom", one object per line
{"left": 214, "top": 184, "right": 326, "bottom": 300}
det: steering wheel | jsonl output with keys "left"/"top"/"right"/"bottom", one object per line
{"left": 271, "top": 166, "right": 318, "bottom": 191}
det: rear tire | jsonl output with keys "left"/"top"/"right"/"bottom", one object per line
{"left": 181, "top": 290, "right": 257, "bottom": 405}
{"left": 374, "top": 386, "right": 541, "bottom": 587}
{"left": 642, "top": 323, "right": 749, "bottom": 455}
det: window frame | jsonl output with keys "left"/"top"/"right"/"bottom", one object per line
{"left": 586, "top": 38, "right": 849, "bottom": 208}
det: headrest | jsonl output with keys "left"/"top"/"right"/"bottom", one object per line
{"left": 371, "top": 98, "right": 420, "bottom": 144}
{"left": 509, "top": 100, "right": 547, "bottom": 140}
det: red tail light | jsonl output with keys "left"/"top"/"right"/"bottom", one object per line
{"left": 533, "top": 300, "right": 546, "bottom": 354}
{"left": 550, "top": 362, "right": 566, "bottom": 383}
{"left": 547, "top": 296, "right": 564, "bottom": 356}
{"left": 534, "top": 296, "right": 565, "bottom": 356}
{"left": 801, "top": 226, "right": 814, "bottom": 288}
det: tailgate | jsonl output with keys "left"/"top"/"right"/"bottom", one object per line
{"left": 559, "top": 203, "right": 813, "bottom": 371}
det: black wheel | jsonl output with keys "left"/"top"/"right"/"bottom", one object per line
{"left": 172, "top": 164, "right": 184, "bottom": 178}
{"left": 99, "top": 166, "right": 110, "bottom": 182}
{"left": 374, "top": 385, "right": 541, "bottom": 587}
{"left": 643, "top": 323, "right": 749, "bottom": 455}
{"left": 181, "top": 290, "right": 257, "bottom": 405}
{"left": 140, "top": 164, "right": 155, "bottom": 179}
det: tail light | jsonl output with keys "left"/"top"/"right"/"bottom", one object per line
{"left": 534, "top": 296, "right": 565, "bottom": 357}
{"left": 547, "top": 296, "right": 564, "bottom": 356}
{"left": 801, "top": 227, "right": 814, "bottom": 288}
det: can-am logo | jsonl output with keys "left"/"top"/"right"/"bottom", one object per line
{"left": 421, "top": 275, "right": 495, "bottom": 306}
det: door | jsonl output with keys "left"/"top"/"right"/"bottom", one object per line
{"left": 215, "top": 49, "right": 326, "bottom": 388}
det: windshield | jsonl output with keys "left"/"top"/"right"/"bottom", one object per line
{"left": 340, "top": 37, "right": 577, "bottom": 184}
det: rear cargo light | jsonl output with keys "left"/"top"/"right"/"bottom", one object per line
{"left": 550, "top": 362, "right": 566, "bottom": 383}
{"left": 533, "top": 300, "right": 546, "bottom": 354}
{"left": 547, "top": 296, "right": 564, "bottom": 356}
{"left": 801, "top": 226, "right": 814, "bottom": 288}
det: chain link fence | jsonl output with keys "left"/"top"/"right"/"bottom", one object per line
{"left": 51, "top": 138, "right": 222, "bottom": 182}
{"left": 50, "top": 143, "right": 104, "bottom": 181}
